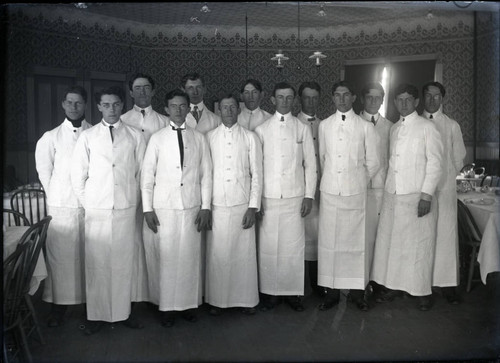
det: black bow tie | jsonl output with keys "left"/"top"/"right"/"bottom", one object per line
{"left": 171, "top": 126, "right": 185, "bottom": 131}
{"left": 307, "top": 117, "right": 316, "bottom": 121}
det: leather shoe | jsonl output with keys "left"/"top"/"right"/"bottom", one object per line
{"left": 418, "top": 296, "right": 432, "bottom": 311}
{"left": 318, "top": 298, "right": 339, "bottom": 311}
{"left": 240, "top": 307, "right": 256, "bottom": 315}
{"left": 161, "top": 312, "right": 175, "bottom": 328}
{"left": 355, "top": 298, "right": 369, "bottom": 311}
{"left": 122, "top": 316, "right": 144, "bottom": 329}
{"left": 375, "top": 289, "right": 402, "bottom": 303}
{"left": 286, "top": 297, "right": 305, "bottom": 312}
{"left": 209, "top": 306, "right": 222, "bottom": 316}
{"left": 84, "top": 320, "right": 104, "bottom": 336}
{"left": 181, "top": 310, "right": 198, "bottom": 323}
{"left": 259, "top": 296, "right": 279, "bottom": 312}
{"left": 445, "top": 292, "right": 461, "bottom": 305}
{"left": 312, "top": 286, "right": 327, "bottom": 298}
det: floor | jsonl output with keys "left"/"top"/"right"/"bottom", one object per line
{"left": 24, "top": 273, "right": 500, "bottom": 362}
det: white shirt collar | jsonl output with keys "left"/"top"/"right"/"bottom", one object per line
{"left": 102, "top": 119, "right": 122, "bottom": 129}
{"left": 133, "top": 104, "right": 152, "bottom": 114}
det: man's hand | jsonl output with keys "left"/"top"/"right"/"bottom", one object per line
{"left": 417, "top": 199, "right": 431, "bottom": 217}
{"left": 144, "top": 211, "right": 160, "bottom": 233}
{"left": 301, "top": 197, "right": 313, "bottom": 218}
{"left": 242, "top": 208, "right": 257, "bottom": 229}
{"left": 195, "top": 209, "right": 212, "bottom": 232}
{"left": 256, "top": 209, "right": 264, "bottom": 221}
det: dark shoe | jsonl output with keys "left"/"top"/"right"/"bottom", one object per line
{"left": 355, "top": 298, "right": 369, "bottom": 311}
{"left": 418, "top": 296, "right": 432, "bottom": 311}
{"left": 258, "top": 295, "right": 279, "bottom": 312}
{"left": 47, "top": 304, "right": 67, "bottom": 327}
{"left": 84, "top": 320, "right": 104, "bottom": 336}
{"left": 161, "top": 312, "right": 175, "bottom": 328}
{"left": 240, "top": 307, "right": 256, "bottom": 315}
{"left": 47, "top": 315, "right": 62, "bottom": 327}
{"left": 442, "top": 287, "right": 461, "bottom": 305}
{"left": 446, "top": 293, "right": 461, "bottom": 305}
{"left": 375, "top": 289, "right": 402, "bottom": 303}
{"left": 318, "top": 298, "right": 339, "bottom": 311}
{"left": 312, "top": 286, "right": 327, "bottom": 298}
{"left": 209, "top": 306, "right": 222, "bottom": 316}
{"left": 286, "top": 296, "right": 305, "bottom": 312}
{"left": 122, "top": 316, "right": 144, "bottom": 329}
{"left": 181, "top": 309, "right": 198, "bottom": 323}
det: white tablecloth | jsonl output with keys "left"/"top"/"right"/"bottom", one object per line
{"left": 457, "top": 190, "right": 500, "bottom": 284}
{"left": 3, "top": 226, "right": 48, "bottom": 295}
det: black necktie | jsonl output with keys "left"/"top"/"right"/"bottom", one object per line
{"left": 280, "top": 116, "right": 285, "bottom": 122}
{"left": 341, "top": 115, "right": 346, "bottom": 121}
{"left": 192, "top": 106, "right": 200, "bottom": 123}
{"left": 371, "top": 116, "right": 376, "bottom": 125}
{"left": 140, "top": 110, "right": 146, "bottom": 132}
{"left": 109, "top": 125, "right": 114, "bottom": 142}
{"left": 429, "top": 114, "right": 433, "bottom": 119}
{"left": 172, "top": 126, "right": 184, "bottom": 169}
{"left": 307, "top": 117, "right": 316, "bottom": 121}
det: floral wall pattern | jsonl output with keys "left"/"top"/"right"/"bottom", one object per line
{"left": 3, "top": 6, "right": 498, "bottom": 182}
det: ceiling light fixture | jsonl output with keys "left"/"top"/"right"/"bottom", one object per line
{"left": 426, "top": 10, "right": 434, "bottom": 20}
{"left": 317, "top": 4, "right": 327, "bottom": 17}
{"left": 271, "top": 50, "right": 289, "bottom": 69}
{"left": 309, "top": 51, "right": 327, "bottom": 67}
{"left": 74, "top": 3, "right": 88, "bottom": 9}
{"left": 200, "top": 2, "right": 211, "bottom": 13}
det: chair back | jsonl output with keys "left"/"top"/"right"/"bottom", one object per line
{"left": 3, "top": 216, "right": 52, "bottom": 328}
{"left": 3, "top": 209, "right": 31, "bottom": 227}
{"left": 10, "top": 188, "right": 47, "bottom": 225}
{"left": 457, "top": 199, "right": 482, "bottom": 244}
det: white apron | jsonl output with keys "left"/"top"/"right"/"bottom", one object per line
{"left": 318, "top": 192, "right": 367, "bottom": 290}
{"left": 365, "top": 188, "right": 384, "bottom": 275}
{"left": 432, "top": 188, "right": 459, "bottom": 287}
{"left": 131, "top": 204, "right": 150, "bottom": 302}
{"left": 371, "top": 192, "right": 437, "bottom": 296}
{"left": 85, "top": 207, "right": 135, "bottom": 322}
{"left": 43, "top": 206, "right": 85, "bottom": 304}
{"left": 258, "top": 197, "right": 305, "bottom": 295}
{"left": 143, "top": 207, "right": 203, "bottom": 311}
{"left": 206, "top": 204, "right": 259, "bottom": 308}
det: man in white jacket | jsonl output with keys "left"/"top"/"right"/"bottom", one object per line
{"left": 141, "top": 89, "right": 212, "bottom": 327}
{"left": 371, "top": 83, "right": 443, "bottom": 311}
{"left": 317, "top": 81, "right": 380, "bottom": 311}
{"left": 254, "top": 82, "right": 317, "bottom": 312}
{"left": 422, "top": 81, "right": 466, "bottom": 304}
{"left": 71, "top": 86, "right": 146, "bottom": 334}
{"left": 237, "top": 79, "right": 271, "bottom": 131}
{"left": 35, "top": 85, "right": 92, "bottom": 327}
{"left": 205, "top": 94, "right": 262, "bottom": 316}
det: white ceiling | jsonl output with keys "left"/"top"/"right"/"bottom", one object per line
{"left": 25, "top": 2, "right": 500, "bottom": 29}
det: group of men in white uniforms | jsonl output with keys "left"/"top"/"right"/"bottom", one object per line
{"left": 35, "top": 73, "right": 466, "bottom": 335}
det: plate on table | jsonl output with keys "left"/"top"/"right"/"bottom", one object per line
{"left": 465, "top": 198, "right": 495, "bottom": 205}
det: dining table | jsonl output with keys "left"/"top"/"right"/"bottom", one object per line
{"left": 457, "top": 188, "right": 500, "bottom": 284}
{"left": 3, "top": 225, "right": 48, "bottom": 295}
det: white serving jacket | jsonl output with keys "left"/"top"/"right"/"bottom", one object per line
{"left": 185, "top": 101, "right": 221, "bottom": 135}
{"left": 35, "top": 119, "right": 91, "bottom": 304}
{"left": 297, "top": 111, "right": 322, "bottom": 260}
{"left": 36, "top": 119, "right": 92, "bottom": 207}
{"left": 237, "top": 105, "right": 272, "bottom": 131}
{"left": 254, "top": 112, "right": 317, "bottom": 199}
{"left": 423, "top": 107, "right": 466, "bottom": 287}
{"left": 384, "top": 111, "right": 443, "bottom": 197}
{"left": 141, "top": 124, "right": 212, "bottom": 212}
{"left": 206, "top": 123, "right": 262, "bottom": 209}
{"left": 70, "top": 120, "right": 146, "bottom": 322}
{"left": 121, "top": 104, "right": 168, "bottom": 143}
{"left": 205, "top": 123, "right": 262, "bottom": 307}
{"left": 71, "top": 120, "right": 146, "bottom": 210}
{"left": 318, "top": 109, "right": 380, "bottom": 196}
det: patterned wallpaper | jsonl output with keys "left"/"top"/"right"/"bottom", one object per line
{"left": 3, "top": 6, "right": 498, "bottom": 154}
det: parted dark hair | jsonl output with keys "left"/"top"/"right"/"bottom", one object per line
{"left": 164, "top": 88, "right": 190, "bottom": 106}
{"left": 94, "top": 86, "right": 125, "bottom": 104}
{"left": 298, "top": 81, "right": 321, "bottom": 96}
{"left": 181, "top": 72, "right": 205, "bottom": 87}
{"left": 64, "top": 85, "right": 87, "bottom": 103}
{"left": 361, "top": 82, "right": 385, "bottom": 98}
{"left": 273, "top": 82, "right": 296, "bottom": 97}
{"left": 422, "top": 81, "right": 446, "bottom": 97}
{"left": 218, "top": 93, "right": 239, "bottom": 107}
{"left": 331, "top": 81, "right": 356, "bottom": 96}
{"left": 240, "top": 79, "right": 263, "bottom": 93}
{"left": 393, "top": 83, "right": 419, "bottom": 99}
{"left": 128, "top": 73, "right": 156, "bottom": 91}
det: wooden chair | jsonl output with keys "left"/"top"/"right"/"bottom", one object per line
{"left": 457, "top": 200, "right": 482, "bottom": 292}
{"left": 3, "top": 208, "right": 31, "bottom": 227}
{"left": 3, "top": 216, "right": 52, "bottom": 363}
{"left": 10, "top": 188, "right": 47, "bottom": 225}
